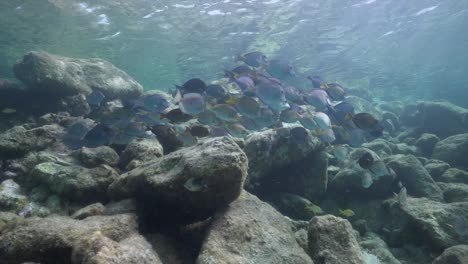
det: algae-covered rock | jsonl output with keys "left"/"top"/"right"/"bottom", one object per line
{"left": 0, "top": 179, "right": 29, "bottom": 213}
{"left": 72, "top": 203, "right": 106, "bottom": 220}
{"left": 57, "top": 94, "right": 91, "bottom": 117}
{"left": 104, "top": 199, "right": 137, "bottom": 216}
{"left": 196, "top": 191, "right": 313, "bottom": 264}
{"left": 119, "top": 138, "right": 163, "bottom": 170}
{"left": 415, "top": 101, "right": 468, "bottom": 138}
{"left": 424, "top": 160, "right": 450, "bottom": 181}
{"left": 14, "top": 51, "right": 143, "bottom": 100}
{"left": 32, "top": 162, "right": 118, "bottom": 202}
{"left": 360, "top": 232, "right": 402, "bottom": 264}
{"left": 308, "top": 215, "right": 365, "bottom": 264}
{"left": 439, "top": 168, "right": 468, "bottom": 184}
{"left": 432, "top": 133, "right": 468, "bottom": 169}
{"left": 78, "top": 146, "right": 119, "bottom": 168}
{"left": 71, "top": 232, "right": 163, "bottom": 264}
{"left": 415, "top": 133, "right": 440, "bottom": 157}
{"left": 0, "top": 125, "right": 64, "bottom": 159}
{"left": 244, "top": 127, "right": 327, "bottom": 199}
{"left": 387, "top": 155, "right": 443, "bottom": 201}
{"left": 432, "top": 245, "right": 468, "bottom": 264}
{"left": 109, "top": 137, "right": 248, "bottom": 221}
{"left": 273, "top": 192, "right": 323, "bottom": 220}
{"left": 438, "top": 182, "right": 468, "bottom": 203}
{"left": 0, "top": 214, "right": 138, "bottom": 263}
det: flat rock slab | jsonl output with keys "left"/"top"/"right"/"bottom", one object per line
{"left": 196, "top": 191, "right": 314, "bottom": 264}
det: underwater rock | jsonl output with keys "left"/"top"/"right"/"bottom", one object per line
{"left": 362, "top": 139, "right": 394, "bottom": 157}
{"left": 439, "top": 168, "right": 468, "bottom": 184}
{"left": 104, "top": 199, "right": 137, "bottom": 215}
{"left": 387, "top": 155, "right": 443, "bottom": 201}
{"left": 108, "top": 137, "right": 248, "bottom": 221}
{"left": 244, "top": 127, "right": 327, "bottom": 199}
{"left": 438, "top": 182, "right": 468, "bottom": 203}
{"left": 329, "top": 148, "right": 395, "bottom": 198}
{"left": 37, "top": 112, "right": 85, "bottom": 128}
{"left": 14, "top": 51, "right": 143, "bottom": 100}
{"left": 0, "top": 125, "right": 64, "bottom": 159}
{"left": 432, "top": 244, "right": 468, "bottom": 264}
{"left": 432, "top": 133, "right": 468, "bottom": 169}
{"left": 415, "top": 101, "right": 468, "bottom": 138}
{"left": 72, "top": 232, "right": 162, "bottom": 264}
{"left": 118, "top": 138, "right": 163, "bottom": 170}
{"left": 145, "top": 233, "right": 195, "bottom": 264}
{"left": 308, "top": 215, "right": 365, "bottom": 264}
{"left": 29, "top": 184, "right": 51, "bottom": 203}
{"left": 346, "top": 95, "right": 382, "bottom": 119}
{"left": 0, "top": 179, "right": 29, "bottom": 213}
{"left": 398, "top": 198, "right": 468, "bottom": 249}
{"left": 78, "top": 146, "right": 119, "bottom": 168}
{"left": 32, "top": 162, "right": 119, "bottom": 202}
{"left": 393, "top": 143, "right": 421, "bottom": 156}
{"left": 150, "top": 124, "right": 184, "bottom": 154}
{"left": 71, "top": 202, "right": 106, "bottom": 220}
{"left": 415, "top": 133, "right": 440, "bottom": 157}
{"left": 56, "top": 94, "right": 91, "bottom": 117}
{"left": 272, "top": 192, "right": 323, "bottom": 220}
{"left": 360, "top": 232, "right": 402, "bottom": 264}
{"left": 196, "top": 191, "right": 313, "bottom": 264}
{"left": 0, "top": 214, "right": 137, "bottom": 263}
{"left": 424, "top": 159, "right": 450, "bottom": 181}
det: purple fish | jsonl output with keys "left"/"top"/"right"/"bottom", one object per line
{"left": 179, "top": 93, "right": 206, "bottom": 115}
{"left": 305, "top": 89, "right": 330, "bottom": 110}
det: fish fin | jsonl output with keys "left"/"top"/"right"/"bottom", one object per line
{"left": 225, "top": 96, "right": 238, "bottom": 105}
{"left": 320, "top": 83, "right": 329, "bottom": 89}
{"left": 345, "top": 113, "right": 354, "bottom": 121}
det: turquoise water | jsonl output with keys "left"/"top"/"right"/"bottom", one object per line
{"left": 1, "top": 0, "right": 467, "bottom": 105}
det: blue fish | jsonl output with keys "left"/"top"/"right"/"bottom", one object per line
{"left": 84, "top": 124, "right": 116, "bottom": 147}
{"left": 87, "top": 90, "right": 105, "bottom": 107}
{"left": 179, "top": 93, "right": 206, "bottom": 115}
{"left": 132, "top": 94, "right": 170, "bottom": 113}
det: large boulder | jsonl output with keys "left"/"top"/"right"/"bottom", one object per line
{"left": 432, "top": 245, "right": 468, "bottom": 264}
{"left": 439, "top": 168, "right": 468, "bottom": 184}
{"left": 387, "top": 155, "right": 443, "bottom": 201}
{"left": 0, "top": 125, "right": 64, "bottom": 159}
{"left": 0, "top": 214, "right": 137, "bottom": 263}
{"left": 398, "top": 198, "right": 468, "bottom": 249}
{"left": 195, "top": 191, "right": 314, "bottom": 264}
{"left": 108, "top": 137, "right": 248, "bottom": 221}
{"left": 432, "top": 133, "right": 468, "bottom": 169}
{"left": 244, "top": 127, "right": 327, "bottom": 199}
{"left": 72, "top": 232, "right": 162, "bottom": 264}
{"left": 308, "top": 215, "right": 365, "bottom": 264}
{"left": 31, "top": 162, "right": 119, "bottom": 202}
{"left": 118, "top": 138, "right": 164, "bottom": 170}
{"left": 424, "top": 159, "right": 451, "bottom": 181}
{"left": 415, "top": 133, "right": 440, "bottom": 157}
{"left": 438, "top": 182, "right": 468, "bottom": 203}
{"left": 414, "top": 101, "right": 468, "bottom": 138}
{"left": 14, "top": 51, "right": 143, "bottom": 100}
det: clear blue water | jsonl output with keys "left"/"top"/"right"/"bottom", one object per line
{"left": 1, "top": 0, "right": 467, "bottom": 106}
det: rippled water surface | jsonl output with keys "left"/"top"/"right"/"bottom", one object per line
{"left": 1, "top": 0, "right": 467, "bottom": 105}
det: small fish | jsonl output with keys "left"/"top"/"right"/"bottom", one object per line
{"left": 266, "top": 59, "right": 296, "bottom": 78}
{"left": 235, "top": 96, "right": 260, "bottom": 118}
{"left": 328, "top": 101, "right": 354, "bottom": 125}
{"left": 161, "top": 108, "right": 193, "bottom": 123}
{"left": 206, "top": 84, "right": 228, "bottom": 101}
{"left": 132, "top": 94, "right": 170, "bottom": 113}
{"left": 84, "top": 124, "right": 116, "bottom": 147}
{"left": 353, "top": 113, "right": 381, "bottom": 132}
{"left": 231, "top": 65, "right": 255, "bottom": 76}
{"left": 398, "top": 186, "right": 408, "bottom": 206}
{"left": 305, "top": 89, "right": 330, "bottom": 110}
{"left": 299, "top": 112, "right": 319, "bottom": 130}
{"left": 210, "top": 127, "right": 230, "bottom": 137}
{"left": 348, "top": 128, "right": 368, "bottom": 147}
{"left": 184, "top": 177, "right": 207, "bottom": 192}
{"left": 283, "top": 86, "right": 304, "bottom": 104}
{"left": 280, "top": 108, "right": 301, "bottom": 123}
{"left": 238, "top": 51, "right": 268, "bottom": 68}
{"left": 135, "top": 112, "right": 166, "bottom": 126}
{"left": 313, "top": 112, "right": 332, "bottom": 129}
{"left": 240, "top": 116, "right": 263, "bottom": 131}
{"left": 211, "top": 104, "right": 238, "bottom": 122}
{"left": 177, "top": 130, "right": 198, "bottom": 146}
{"left": 307, "top": 76, "right": 328, "bottom": 89}
{"left": 1, "top": 108, "right": 16, "bottom": 114}
{"left": 339, "top": 209, "right": 355, "bottom": 218}
{"left": 358, "top": 152, "right": 374, "bottom": 169}
{"left": 256, "top": 81, "right": 289, "bottom": 111}
{"left": 189, "top": 125, "right": 210, "bottom": 137}
{"left": 176, "top": 78, "right": 207, "bottom": 95}
{"left": 225, "top": 122, "right": 249, "bottom": 138}
{"left": 254, "top": 106, "right": 278, "bottom": 128}
{"left": 317, "top": 128, "right": 336, "bottom": 143}
{"left": 332, "top": 145, "right": 350, "bottom": 161}
{"left": 325, "top": 83, "right": 346, "bottom": 101}
{"left": 290, "top": 127, "right": 309, "bottom": 143}
{"left": 369, "top": 160, "right": 390, "bottom": 177}
{"left": 179, "top": 93, "right": 206, "bottom": 115}
{"left": 63, "top": 119, "right": 95, "bottom": 149}
{"left": 197, "top": 111, "right": 218, "bottom": 126}
{"left": 86, "top": 90, "right": 105, "bottom": 107}
{"left": 361, "top": 172, "right": 374, "bottom": 188}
